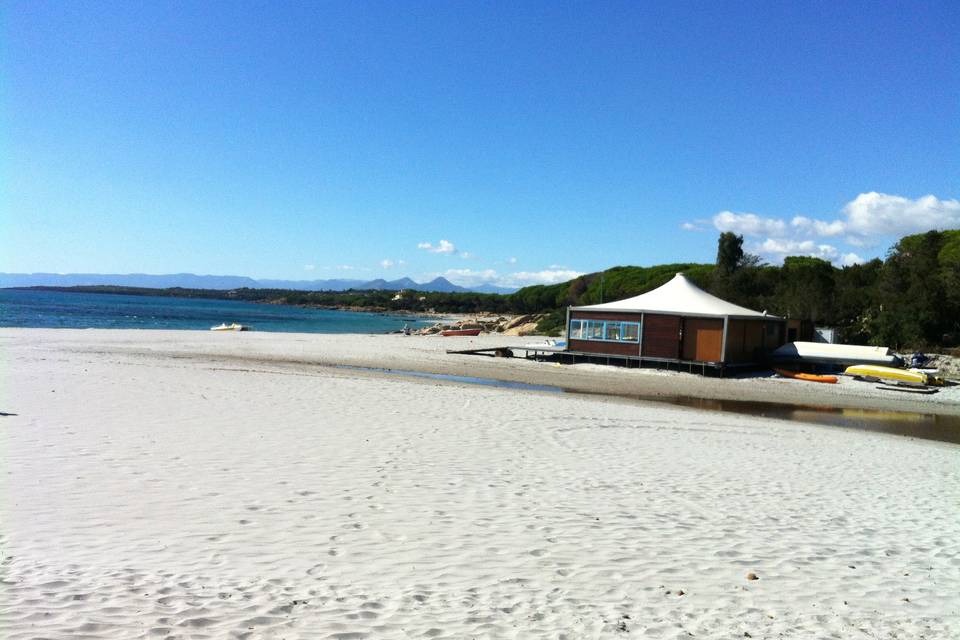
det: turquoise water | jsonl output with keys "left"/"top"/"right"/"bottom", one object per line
{"left": 0, "top": 289, "right": 432, "bottom": 334}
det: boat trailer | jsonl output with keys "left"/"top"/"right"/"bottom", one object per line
{"left": 445, "top": 347, "right": 515, "bottom": 358}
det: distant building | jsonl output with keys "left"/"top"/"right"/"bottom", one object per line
{"left": 814, "top": 326, "right": 838, "bottom": 344}
{"left": 564, "top": 273, "right": 786, "bottom": 372}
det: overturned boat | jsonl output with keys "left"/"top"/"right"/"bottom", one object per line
{"left": 771, "top": 341, "right": 901, "bottom": 367}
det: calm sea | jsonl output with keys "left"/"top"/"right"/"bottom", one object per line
{"left": 0, "top": 289, "right": 433, "bottom": 334}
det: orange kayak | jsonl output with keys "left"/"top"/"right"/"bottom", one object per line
{"left": 774, "top": 368, "right": 838, "bottom": 384}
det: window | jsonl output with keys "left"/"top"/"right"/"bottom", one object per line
{"left": 569, "top": 318, "right": 641, "bottom": 343}
{"left": 588, "top": 320, "right": 604, "bottom": 340}
{"left": 569, "top": 319, "right": 585, "bottom": 339}
{"left": 605, "top": 323, "right": 621, "bottom": 341}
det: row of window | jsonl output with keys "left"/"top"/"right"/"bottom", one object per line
{"left": 569, "top": 319, "right": 640, "bottom": 343}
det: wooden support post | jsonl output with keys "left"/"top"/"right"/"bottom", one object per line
{"left": 638, "top": 313, "right": 645, "bottom": 358}
{"left": 720, "top": 316, "right": 729, "bottom": 364}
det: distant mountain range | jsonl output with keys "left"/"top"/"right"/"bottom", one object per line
{"left": 0, "top": 272, "right": 518, "bottom": 294}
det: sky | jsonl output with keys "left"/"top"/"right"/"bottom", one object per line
{"left": 2, "top": 1, "right": 958, "bottom": 288}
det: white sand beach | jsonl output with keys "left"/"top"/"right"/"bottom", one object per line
{"left": 1, "top": 328, "right": 958, "bottom": 639}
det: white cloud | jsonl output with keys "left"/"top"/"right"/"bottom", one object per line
{"left": 334, "top": 265, "right": 354, "bottom": 271}
{"left": 715, "top": 192, "right": 958, "bottom": 266}
{"left": 778, "top": 194, "right": 960, "bottom": 242}
{"left": 460, "top": 251, "right": 473, "bottom": 259}
{"left": 435, "top": 266, "right": 585, "bottom": 288}
{"left": 840, "top": 252, "right": 865, "bottom": 267}
{"left": 713, "top": 211, "right": 788, "bottom": 237}
{"left": 681, "top": 218, "right": 711, "bottom": 232}
{"left": 433, "top": 268, "right": 499, "bottom": 287}
{"left": 790, "top": 216, "right": 845, "bottom": 237}
{"left": 751, "top": 239, "right": 840, "bottom": 262}
{"left": 417, "top": 239, "right": 457, "bottom": 254}
{"left": 303, "top": 264, "right": 316, "bottom": 271}
{"left": 842, "top": 192, "right": 960, "bottom": 237}
{"left": 506, "top": 269, "right": 585, "bottom": 286}
{"left": 380, "top": 259, "right": 395, "bottom": 269}
{"left": 507, "top": 257, "right": 517, "bottom": 264}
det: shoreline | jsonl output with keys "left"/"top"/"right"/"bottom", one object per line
{"left": 8, "top": 285, "right": 507, "bottom": 322}
{"left": 5, "top": 327, "right": 956, "bottom": 417}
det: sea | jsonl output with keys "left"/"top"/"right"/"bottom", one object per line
{"left": 0, "top": 289, "right": 434, "bottom": 334}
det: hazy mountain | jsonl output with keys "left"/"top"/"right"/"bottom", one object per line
{"left": 0, "top": 272, "right": 260, "bottom": 289}
{"left": 385, "top": 277, "right": 419, "bottom": 290}
{"left": 471, "top": 283, "right": 519, "bottom": 295}
{"left": 420, "top": 277, "right": 465, "bottom": 292}
{"left": 356, "top": 279, "right": 390, "bottom": 290}
{"left": 256, "top": 278, "right": 367, "bottom": 290}
{"left": 0, "top": 272, "right": 517, "bottom": 294}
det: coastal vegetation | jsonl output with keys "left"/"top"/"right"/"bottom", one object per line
{"left": 23, "top": 229, "right": 960, "bottom": 348}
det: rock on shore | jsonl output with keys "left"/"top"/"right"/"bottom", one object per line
{"left": 415, "top": 314, "right": 548, "bottom": 336}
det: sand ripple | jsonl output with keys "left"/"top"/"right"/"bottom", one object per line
{"left": 1, "top": 334, "right": 958, "bottom": 638}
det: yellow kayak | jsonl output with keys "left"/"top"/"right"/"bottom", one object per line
{"left": 844, "top": 364, "right": 926, "bottom": 385}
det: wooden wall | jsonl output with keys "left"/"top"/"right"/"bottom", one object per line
{"left": 725, "top": 318, "right": 786, "bottom": 363}
{"left": 567, "top": 338, "right": 639, "bottom": 356}
{"left": 681, "top": 318, "right": 723, "bottom": 362}
{"left": 641, "top": 314, "right": 681, "bottom": 359}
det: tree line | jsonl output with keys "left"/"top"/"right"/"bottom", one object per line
{"left": 526, "top": 229, "right": 959, "bottom": 347}
{"left": 27, "top": 228, "right": 960, "bottom": 348}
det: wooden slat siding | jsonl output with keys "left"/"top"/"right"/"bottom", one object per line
{"left": 725, "top": 319, "right": 746, "bottom": 362}
{"left": 681, "top": 318, "right": 723, "bottom": 362}
{"left": 769, "top": 320, "right": 787, "bottom": 348}
{"left": 719, "top": 319, "right": 788, "bottom": 363}
{"left": 642, "top": 314, "right": 681, "bottom": 359}
{"left": 744, "top": 321, "right": 765, "bottom": 361}
{"left": 567, "top": 338, "right": 639, "bottom": 356}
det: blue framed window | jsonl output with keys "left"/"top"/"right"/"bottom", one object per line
{"left": 569, "top": 319, "right": 640, "bottom": 343}
{"left": 570, "top": 319, "right": 585, "bottom": 339}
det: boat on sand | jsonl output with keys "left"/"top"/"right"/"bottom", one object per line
{"left": 440, "top": 328, "right": 482, "bottom": 337}
{"left": 774, "top": 368, "right": 838, "bottom": 384}
{"left": 772, "top": 342, "right": 901, "bottom": 367}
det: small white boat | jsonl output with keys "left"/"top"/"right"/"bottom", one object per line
{"left": 210, "top": 323, "right": 249, "bottom": 332}
{"left": 521, "top": 339, "right": 567, "bottom": 352}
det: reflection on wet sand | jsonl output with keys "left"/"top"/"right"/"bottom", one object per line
{"left": 336, "top": 365, "right": 960, "bottom": 445}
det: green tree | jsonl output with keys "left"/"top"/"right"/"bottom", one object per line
{"left": 775, "top": 256, "right": 835, "bottom": 322}
{"left": 716, "top": 232, "right": 744, "bottom": 275}
{"left": 871, "top": 230, "right": 957, "bottom": 348}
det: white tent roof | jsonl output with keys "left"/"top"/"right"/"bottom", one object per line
{"left": 572, "top": 273, "right": 773, "bottom": 318}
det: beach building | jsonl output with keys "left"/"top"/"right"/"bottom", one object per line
{"left": 563, "top": 273, "right": 786, "bottom": 373}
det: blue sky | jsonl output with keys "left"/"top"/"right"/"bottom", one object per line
{"left": 3, "top": 1, "right": 958, "bottom": 287}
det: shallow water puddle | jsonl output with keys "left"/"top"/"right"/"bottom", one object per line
{"left": 334, "top": 365, "right": 563, "bottom": 394}
{"left": 334, "top": 364, "right": 960, "bottom": 445}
